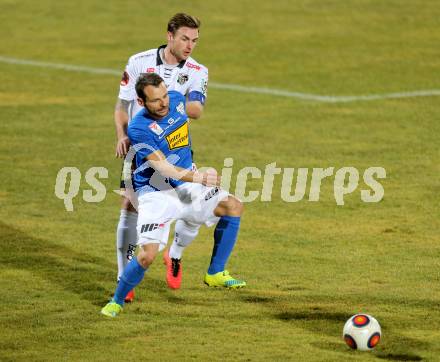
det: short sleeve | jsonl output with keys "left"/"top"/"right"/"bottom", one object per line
{"left": 188, "top": 65, "right": 208, "bottom": 100}
{"left": 118, "top": 57, "right": 138, "bottom": 101}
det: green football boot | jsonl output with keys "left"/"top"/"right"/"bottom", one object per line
{"left": 101, "top": 300, "right": 123, "bottom": 317}
{"left": 204, "top": 270, "right": 246, "bottom": 289}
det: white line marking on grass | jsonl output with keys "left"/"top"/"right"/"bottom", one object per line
{"left": 1, "top": 55, "right": 439, "bottom": 103}
{"left": 0, "top": 56, "right": 121, "bottom": 75}
{"left": 209, "top": 83, "right": 440, "bottom": 102}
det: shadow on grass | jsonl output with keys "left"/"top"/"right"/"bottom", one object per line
{"left": 0, "top": 221, "right": 214, "bottom": 308}
{"left": 242, "top": 295, "right": 274, "bottom": 304}
{"left": 310, "top": 342, "right": 424, "bottom": 361}
{"left": 376, "top": 353, "right": 423, "bottom": 361}
{"left": 276, "top": 310, "right": 351, "bottom": 322}
{"left": 274, "top": 309, "right": 352, "bottom": 338}
{"left": 0, "top": 221, "right": 119, "bottom": 306}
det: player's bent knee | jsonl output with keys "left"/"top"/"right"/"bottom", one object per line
{"left": 216, "top": 196, "right": 243, "bottom": 217}
{"left": 230, "top": 197, "right": 244, "bottom": 216}
{"left": 121, "top": 196, "right": 137, "bottom": 212}
{"left": 137, "top": 252, "right": 155, "bottom": 268}
{"left": 136, "top": 244, "right": 159, "bottom": 268}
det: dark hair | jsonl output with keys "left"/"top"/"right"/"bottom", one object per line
{"left": 167, "top": 13, "right": 200, "bottom": 34}
{"left": 135, "top": 73, "right": 164, "bottom": 102}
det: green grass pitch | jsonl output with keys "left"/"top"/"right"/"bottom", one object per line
{"left": 0, "top": 1, "right": 439, "bottom": 361}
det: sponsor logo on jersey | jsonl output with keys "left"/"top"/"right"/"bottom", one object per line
{"left": 140, "top": 223, "right": 165, "bottom": 233}
{"left": 176, "top": 102, "right": 185, "bottom": 115}
{"left": 146, "top": 67, "right": 155, "bottom": 73}
{"left": 157, "top": 117, "right": 182, "bottom": 139}
{"left": 167, "top": 117, "right": 178, "bottom": 125}
{"left": 166, "top": 122, "right": 189, "bottom": 150}
{"left": 120, "top": 71, "right": 129, "bottom": 86}
{"left": 186, "top": 62, "right": 201, "bottom": 71}
{"left": 177, "top": 73, "right": 189, "bottom": 85}
{"left": 204, "top": 187, "right": 219, "bottom": 201}
{"left": 149, "top": 122, "right": 164, "bottom": 136}
{"left": 134, "top": 53, "right": 155, "bottom": 60}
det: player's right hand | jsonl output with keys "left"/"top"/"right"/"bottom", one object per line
{"left": 116, "top": 136, "right": 130, "bottom": 158}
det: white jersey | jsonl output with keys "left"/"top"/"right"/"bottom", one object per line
{"left": 118, "top": 45, "right": 208, "bottom": 119}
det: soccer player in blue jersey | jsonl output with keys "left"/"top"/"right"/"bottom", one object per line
{"left": 114, "top": 13, "right": 209, "bottom": 300}
{"left": 101, "top": 73, "right": 246, "bottom": 317}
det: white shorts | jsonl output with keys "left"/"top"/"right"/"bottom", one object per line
{"left": 136, "top": 183, "right": 229, "bottom": 250}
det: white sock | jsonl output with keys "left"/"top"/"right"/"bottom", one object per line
{"left": 169, "top": 220, "right": 200, "bottom": 259}
{"left": 116, "top": 209, "right": 138, "bottom": 280}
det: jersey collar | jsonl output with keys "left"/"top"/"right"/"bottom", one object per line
{"left": 156, "top": 45, "right": 186, "bottom": 68}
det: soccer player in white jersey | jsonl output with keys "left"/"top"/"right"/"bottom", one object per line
{"left": 113, "top": 14, "right": 243, "bottom": 302}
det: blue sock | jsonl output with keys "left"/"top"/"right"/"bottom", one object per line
{"left": 114, "top": 258, "right": 147, "bottom": 306}
{"left": 208, "top": 216, "right": 241, "bottom": 275}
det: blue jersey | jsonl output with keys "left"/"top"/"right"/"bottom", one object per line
{"left": 127, "top": 91, "right": 193, "bottom": 192}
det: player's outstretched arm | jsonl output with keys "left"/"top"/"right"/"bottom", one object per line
{"left": 146, "top": 150, "right": 220, "bottom": 186}
{"left": 114, "top": 98, "right": 132, "bottom": 157}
